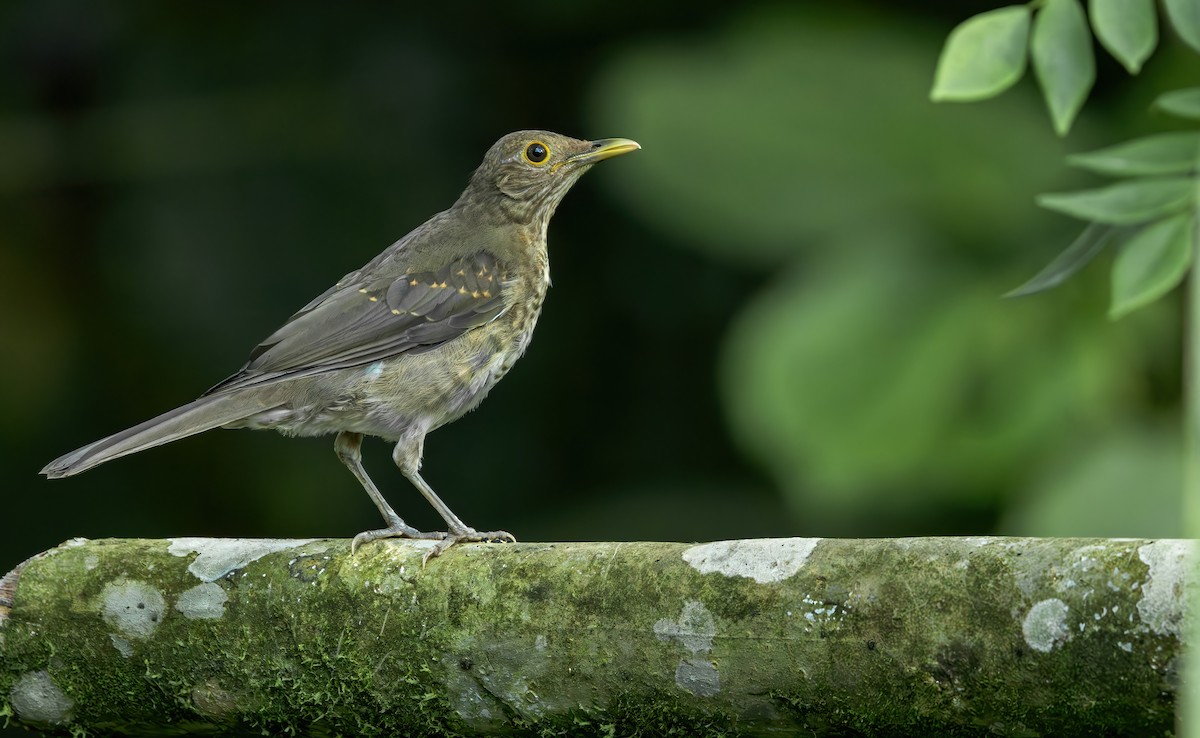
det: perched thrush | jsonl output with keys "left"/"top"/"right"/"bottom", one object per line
{"left": 42, "top": 130, "right": 640, "bottom": 561}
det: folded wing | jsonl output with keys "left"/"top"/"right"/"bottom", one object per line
{"left": 206, "top": 252, "right": 507, "bottom": 395}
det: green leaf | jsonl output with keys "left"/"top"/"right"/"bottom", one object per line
{"left": 1005, "top": 222, "right": 1118, "bottom": 297}
{"left": 931, "top": 6, "right": 1031, "bottom": 102}
{"left": 1067, "top": 132, "right": 1200, "bottom": 176}
{"left": 1109, "top": 211, "right": 1195, "bottom": 318}
{"left": 1089, "top": 0, "right": 1158, "bottom": 73}
{"left": 1094, "top": 0, "right": 1156, "bottom": 73}
{"left": 1031, "top": 0, "right": 1096, "bottom": 135}
{"left": 1154, "top": 87, "right": 1200, "bottom": 120}
{"left": 1037, "top": 177, "right": 1195, "bottom": 224}
{"left": 1163, "top": 0, "right": 1200, "bottom": 53}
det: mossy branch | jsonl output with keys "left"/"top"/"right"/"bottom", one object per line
{"left": 0, "top": 536, "right": 1194, "bottom": 736}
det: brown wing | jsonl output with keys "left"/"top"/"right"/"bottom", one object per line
{"left": 205, "top": 252, "right": 507, "bottom": 395}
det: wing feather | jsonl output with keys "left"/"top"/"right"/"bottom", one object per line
{"left": 205, "top": 252, "right": 507, "bottom": 395}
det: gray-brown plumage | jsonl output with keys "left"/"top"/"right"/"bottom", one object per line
{"left": 41, "top": 130, "right": 640, "bottom": 562}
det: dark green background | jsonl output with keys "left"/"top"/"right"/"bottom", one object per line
{"left": 1, "top": 0, "right": 1193, "bottom": 664}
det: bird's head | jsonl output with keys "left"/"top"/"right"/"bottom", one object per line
{"left": 461, "top": 130, "right": 640, "bottom": 225}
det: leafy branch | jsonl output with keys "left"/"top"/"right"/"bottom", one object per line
{"left": 931, "top": 0, "right": 1199, "bottom": 317}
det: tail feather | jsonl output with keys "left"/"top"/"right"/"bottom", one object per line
{"left": 41, "top": 391, "right": 283, "bottom": 479}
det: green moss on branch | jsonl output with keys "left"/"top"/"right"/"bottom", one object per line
{"left": 0, "top": 536, "right": 1193, "bottom": 736}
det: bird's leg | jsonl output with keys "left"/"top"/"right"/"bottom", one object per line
{"left": 334, "top": 431, "right": 445, "bottom": 552}
{"left": 392, "top": 437, "right": 515, "bottom": 564}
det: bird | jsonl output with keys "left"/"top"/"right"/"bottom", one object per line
{"left": 41, "top": 130, "right": 640, "bottom": 562}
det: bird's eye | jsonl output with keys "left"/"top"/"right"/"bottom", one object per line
{"left": 523, "top": 142, "right": 549, "bottom": 165}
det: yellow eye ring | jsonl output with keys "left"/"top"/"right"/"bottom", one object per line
{"left": 523, "top": 141, "right": 550, "bottom": 166}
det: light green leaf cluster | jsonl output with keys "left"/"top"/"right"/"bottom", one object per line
{"left": 930, "top": 0, "right": 1200, "bottom": 134}
{"left": 1025, "top": 117, "right": 1198, "bottom": 317}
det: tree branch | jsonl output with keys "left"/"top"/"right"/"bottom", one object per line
{"left": 1, "top": 537, "right": 1194, "bottom": 736}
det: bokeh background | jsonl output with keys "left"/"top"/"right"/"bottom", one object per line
{"left": 2, "top": 0, "right": 1195, "bottom": 606}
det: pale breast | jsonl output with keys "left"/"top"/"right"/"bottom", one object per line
{"left": 250, "top": 231, "right": 553, "bottom": 442}
{"left": 348, "top": 247, "right": 550, "bottom": 437}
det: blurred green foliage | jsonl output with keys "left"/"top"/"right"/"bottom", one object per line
{"left": 1, "top": 1, "right": 1194, "bottom": 599}
{"left": 589, "top": 6, "right": 1188, "bottom": 536}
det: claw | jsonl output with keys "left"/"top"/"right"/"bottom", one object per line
{"left": 421, "top": 528, "right": 516, "bottom": 566}
{"left": 351, "top": 520, "right": 447, "bottom": 554}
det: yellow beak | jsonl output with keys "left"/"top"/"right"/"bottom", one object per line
{"left": 568, "top": 138, "right": 642, "bottom": 165}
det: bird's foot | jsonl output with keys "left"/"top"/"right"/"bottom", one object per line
{"left": 422, "top": 527, "right": 516, "bottom": 565}
{"left": 351, "top": 517, "right": 448, "bottom": 554}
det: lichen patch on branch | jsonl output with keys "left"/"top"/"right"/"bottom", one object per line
{"left": 1136, "top": 540, "right": 1195, "bottom": 638}
{"left": 167, "top": 537, "right": 323, "bottom": 581}
{"left": 100, "top": 579, "right": 166, "bottom": 640}
{"left": 9, "top": 670, "right": 73, "bottom": 725}
{"left": 654, "top": 600, "right": 716, "bottom": 654}
{"left": 1022, "top": 598, "right": 1071, "bottom": 653}
{"left": 175, "top": 582, "right": 229, "bottom": 620}
{"left": 655, "top": 600, "right": 720, "bottom": 696}
{"left": 681, "top": 537, "right": 821, "bottom": 583}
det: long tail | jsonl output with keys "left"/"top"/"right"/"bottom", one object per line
{"left": 41, "top": 391, "right": 283, "bottom": 479}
